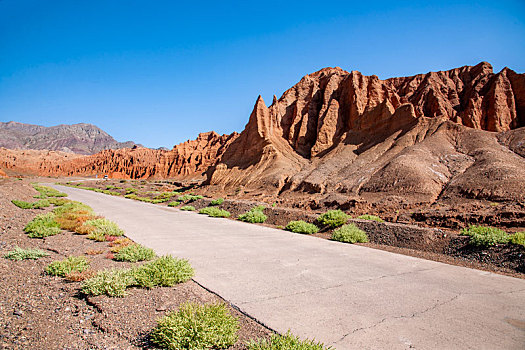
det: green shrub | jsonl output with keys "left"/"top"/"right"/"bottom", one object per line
{"left": 460, "top": 225, "right": 509, "bottom": 247}
{"left": 317, "top": 210, "right": 350, "bottom": 228}
{"left": 53, "top": 201, "right": 93, "bottom": 216}
{"left": 82, "top": 218, "right": 124, "bottom": 239}
{"left": 24, "top": 213, "right": 61, "bottom": 238}
{"left": 357, "top": 214, "right": 384, "bottom": 223}
{"left": 11, "top": 199, "right": 50, "bottom": 209}
{"left": 167, "top": 201, "right": 180, "bottom": 207}
{"left": 238, "top": 206, "right": 267, "bottom": 223}
{"left": 45, "top": 256, "right": 90, "bottom": 277}
{"left": 199, "top": 207, "right": 231, "bottom": 218}
{"left": 125, "top": 188, "right": 139, "bottom": 194}
{"left": 331, "top": 224, "right": 368, "bottom": 243}
{"left": 177, "top": 194, "right": 204, "bottom": 203}
{"left": 210, "top": 198, "right": 224, "bottom": 206}
{"left": 285, "top": 220, "right": 319, "bottom": 234}
{"left": 3, "top": 246, "right": 48, "bottom": 261}
{"left": 247, "top": 331, "right": 332, "bottom": 350}
{"left": 180, "top": 205, "right": 195, "bottom": 211}
{"left": 130, "top": 255, "right": 194, "bottom": 288}
{"left": 81, "top": 269, "right": 133, "bottom": 297}
{"left": 150, "top": 302, "right": 239, "bottom": 350}
{"left": 510, "top": 232, "right": 525, "bottom": 247}
{"left": 114, "top": 244, "right": 156, "bottom": 262}
{"left": 32, "top": 184, "right": 67, "bottom": 198}
{"left": 47, "top": 198, "right": 70, "bottom": 206}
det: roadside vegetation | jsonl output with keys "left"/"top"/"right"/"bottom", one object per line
{"left": 81, "top": 255, "right": 194, "bottom": 297}
{"left": 45, "top": 256, "right": 90, "bottom": 277}
{"left": 150, "top": 302, "right": 239, "bottom": 350}
{"left": 177, "top": 194, "right": 203, "bottom": 203}
{"left": 180, "top": 205, "right": 196, "bottom": 211}
{"left": 317, "top": 210, "right": 350, "bottom": 228}
{"left": 199, "top": 207, "right": 231, "bottom": 218}
{"left": 247, "top": 331, "right": 333, "bottom": 350}
{"left": 3, "top": 246, "right": 48, "bottom": 261}
{"left": 210, "top": 198, "right": 224, "bottom": 206}
{"left": 24, "top": 213, "right": 62, "bottom": 238}
{"left": 285, "top": 220, "right": 319, "bottom": 234}
{"left": 113, "top": 243, "right": 156, "bottom": 262}
{"left": 461, "top": 225, "right": 509, "bottom": 247}
{"left": 238, "top": 205, "right": 267, "bottom": 223}
{"left": 331, "top": 224, "right": 369, "bottom": 243}
{"left": 11, "top": 199, "right": 50, "bottom": 209}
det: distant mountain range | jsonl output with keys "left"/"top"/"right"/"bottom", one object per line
{"left": 0, "top": 121, "right": 141, "bottom": 155}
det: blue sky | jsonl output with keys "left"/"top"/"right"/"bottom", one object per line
{"left": 1, "top": 0, "right": 524, "bottom": 148}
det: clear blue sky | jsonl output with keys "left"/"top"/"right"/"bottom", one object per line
{"left": 1, "top": 0, "right": 524, "bottom": 148}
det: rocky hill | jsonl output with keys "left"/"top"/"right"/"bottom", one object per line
{"left": 0, "top": 122, "right": 140, "bottom": 155}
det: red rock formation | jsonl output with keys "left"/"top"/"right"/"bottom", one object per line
{"left": 206, "top": 62, "right": 525, "bottom": 204}
{"left": 0, "top": 132, "right": 238, "bottom": 179}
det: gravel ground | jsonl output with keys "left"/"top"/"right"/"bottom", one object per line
{"left": 0, "top": 178, "right": 272, "bottom": 349}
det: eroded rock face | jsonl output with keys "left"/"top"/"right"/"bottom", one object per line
{"left": 206, "top": 62, "right": 525, "bottom": 204}
{"left": 0, "top": 132, "right": 238, "bottom": 179}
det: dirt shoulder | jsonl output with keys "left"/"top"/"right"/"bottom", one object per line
{"left": 0, "top": 178, "right": 272, "bottom": 350}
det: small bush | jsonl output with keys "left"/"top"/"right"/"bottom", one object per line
{"left": 24, "top": 213, "right": 61, "bottom": 238}
{"left": 357, "top": 214, "right": 384, "bottom": 223}
{"left": 199, "top": 207, "right": 231, "bottom": 218}
{"left": 180, "top": 205, "right": 195, "bottom": 211}
{"left": 247, "top": 331, "right": 332, "bottom": 350}
{"left": 238, "top": 206, "right": 267, "bottom": 223}
{"left": 11, "top": 199, "right": 50, "bottom": 209}
{"left": 461, "top": 225, "right": 509, "bottom": 247}
{"left": 167, "top": 201, "right": 180, "bottom": 207}
{"left": 177, "top": 194, "right": 203, "bottom": 203}
{"left": 332, "top": 224, "right": 368, "bottom": 244}
{"left": 510, "top": 232, "right": 525, "bottom": 247}
{"left": 79, "top": 218, "right": 124, "bottom": 239}
{"left": 33, "top": 184, "right": 67, "bottom": 198}
{"left": 150, "top": 302, "right": 239, "bottom": 350}
{"left": 114, "top": 244, "right": 156, "bottom": 262}
{"left": 47, "top": 198, "right": 70, "bottom": 206}
{"left": 45, "top": 256, "right": 90, "bottom": 277}
{"left": 317, "top": 210, "right": 350, "bottom": 228}
{"left": 53, "top": 201, "right": 93, "bottom": 216}
{"left": 85, "top": 249, "right": 104, "bottom": 255}
{"left": 81, "top": 269, "right": 133, "bottom": 297}
{"left": 3, "top": 247, "right": 48, "bottom": 261}
{"left": 210, "top": 198, "right": 224, "bottom": 206}
{"left": 285, "top": 220, "right": 319, "bottom": 234}
{"left": 125, "top": 187, "right": 138, "bottom": 194}
{"left": 130, "top": 255, "right": 194, "bottom": 288}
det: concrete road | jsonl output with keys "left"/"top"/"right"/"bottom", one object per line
{"left": 52, "top": 185, "right": 525, "bottom": 349}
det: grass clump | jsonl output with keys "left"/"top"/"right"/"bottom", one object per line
{"left": 331, "top": 224, "right": 368, "bottom": 244}
{"left": 285, "top": 220, "right": 319, "bottom": 234}
{"left": 114, "top": 244, "right": 156, "bottom": 262}
{"left": 3, "top": 246, "right": 48, "bottom": 261}
{"left": 210, "top": 198, "right": 224, "bottom": 206}
{"left": 47, "top": 197, "right": 70, "bottom": 206}
{"left": 24, "top": 213, "right": 61, "bottom": 238}
{"left": 78, "top": 218, "right": 124, "bottom": 241}
{"left": 460, "top": 225, "right": 509, "bottom": 247}
{"left": 81, "top": 256, "right": 194, "bottom": 297}
{"left": 130, "top": 255, "right": 194, "bottom": 288}
{"left": 11, "top": 199, "right": 50, "bottom": 209}
{"left": 150, "top": 302, "right": 239, "bottom": 350}
{"left": 510, "top": 232, "right": 525, "bottom": 247}
{"left": 247, "top": 331, "right": 332, "bottom": 350}
{"left": 81, "top": 269, "right": 133, "bottom": 297}
{"left": 238, "top": 206, "right": 267, "bottom": 223}
{"left": 109, "top": 237, "right": 134, "bottom": 252}
{"left": 45, "top": 256, "right": 90, "bottom": 277}
{"left": 53, "top": 201, "right": 93, "bottom": 216}
{"left": 177, "top": 194, "right": 203, "bottom": 203}
{"left": 357, "top": 214, "right": 384, "bottom": 223}
{"left": 317, "top": 210, "right": 350, "bottom": 228}
{"left": 199, "top": 207, "right": 231, "bottom": 218}
{"left": 167, "top": 201, "right": 180, "bottom": 207}
{"left": 180, "top": 205, "right": 195, "bottom": 211}
{"left": 33, "top": 184, "right": 67, "bottom": 198}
